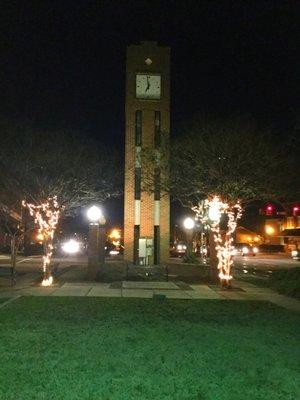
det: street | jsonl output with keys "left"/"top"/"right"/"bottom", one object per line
{"left": 0, "top": 252, "right": 298, "bottom": 273}
{"left": 0, "top": 254, "right": 86, "bottom": 272}
{"left": 233, "top": 253, "right": 299, "bottom": 270}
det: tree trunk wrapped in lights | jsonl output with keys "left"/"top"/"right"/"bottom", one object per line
{"left": 193, "top": 196, "right": 242, "bottom": 286}
{"left": 22, "top": 197, "right": 60, "bottom": 286}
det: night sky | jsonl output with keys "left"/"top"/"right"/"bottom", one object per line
{"left": 1, "top": 1, "right": 299, "bottom": 228}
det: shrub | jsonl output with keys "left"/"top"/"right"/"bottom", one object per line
{"left": 183, "top": 252, "right": 199, "bottom": 264}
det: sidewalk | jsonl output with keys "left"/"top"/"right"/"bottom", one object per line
{"left": 1, "top": 277, "right": 299, "bottom": 312}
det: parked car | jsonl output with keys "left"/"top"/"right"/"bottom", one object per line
{"left": 170, "top": 243, "right": 187, "bottom": 257}
{"left": 234, "top": 243, "right": 259, "bottom": 256}
{"left": 105, "top": 242, "right": 124, "bottom": 257}
{"left": 291, "top": 249, "right": 300, "bottom": 260}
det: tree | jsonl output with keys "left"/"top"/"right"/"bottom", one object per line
{"left": 0, "top": 123, "right": 120, "bottom": 285}
{"left": 0, "top": 198, "right": 23, "bottom": 285}
{"left": 171, "top": 115, "right": 299, "bottom": 284}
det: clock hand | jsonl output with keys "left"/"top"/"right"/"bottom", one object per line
{"left": 145, "top": 76, "right": 150, "bottom": 92}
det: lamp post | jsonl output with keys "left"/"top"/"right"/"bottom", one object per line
{"left": 87, "top": 206, "right": 106, "bottom": 280}
{"left": 183, "top": 217, "right": 195, "bottom": 255}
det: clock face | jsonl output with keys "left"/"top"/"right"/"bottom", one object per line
{"left": 136, "top": 74, "right": 161, "bottom": 99}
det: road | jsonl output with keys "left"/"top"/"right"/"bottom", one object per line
{"left": 0, "top": 254, "right": 86, "bottom": 272}
{"left": 233, "top": 253, "right": 299, "bottom": 270}
{"left": 1, "top": 252, "right": 298, "bottom": 271}
{"left": 0, "top": 252, "right": 298, "bottom": 287}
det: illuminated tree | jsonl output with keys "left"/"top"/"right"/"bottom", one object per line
{"left": 0, "top": 124, "right": 119, "bottom": 285}
{"left": 22, "top": 197, "right": 60, "bottom": 286}
{"left": 171, "top": 115, "right": 298, "bottom": 284}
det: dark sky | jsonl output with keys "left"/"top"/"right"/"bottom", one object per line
{"left": 1, "top": 1, "right": 299, "bottom": 228}
{"left": 1, "top": 0, "right": 299, "bottom": 145}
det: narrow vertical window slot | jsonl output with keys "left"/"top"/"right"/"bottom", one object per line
{"left": 135, "top": 110, "right": 142, "bottom": 146}
{"left": 154, "top": 111, "right": 161, "bottom": 149}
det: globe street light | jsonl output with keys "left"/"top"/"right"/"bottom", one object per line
{"left": 183, "top": 217, "right": 195, "bottom": 230}
{"left": 183, "top": 217, "right": 195, "bottom": 255}
{"left": 87, "top": 205, "right": 106, "bottom": 280}
{"left": 87, "top": 205, "right": 103, "bottom": 223}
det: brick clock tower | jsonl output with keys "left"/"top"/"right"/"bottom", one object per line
{"left": 124, "top": 41, "right": 170, "bottom": 265}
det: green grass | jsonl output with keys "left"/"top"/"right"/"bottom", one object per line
{"left": 0, "top": 297, "right": 299, "bottom": 400}
{"left": 268, "top": 268, "right": 300, "bottom": 299}
{"left": 239, "top": 267, "right": 300, "bottom": 299}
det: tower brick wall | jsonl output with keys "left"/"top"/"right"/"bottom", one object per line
{"left": 124, "top": 41, "right": 170, "bottom": 264}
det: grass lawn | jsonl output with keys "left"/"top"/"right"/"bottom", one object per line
{"left": 239, "top": 267, "right": 300, "bottom": 299}
{"left": 0, "top": 298, "right": 299, "bottom": 400}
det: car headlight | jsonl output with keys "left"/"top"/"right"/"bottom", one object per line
{"left": 62, "top": 239, "right": 80, "bottom": 254}
{"left": 109, "top": 250, "right": 119, "bottom": 255}
{"left": 183, "top": 245, "right": 187, "bottom": 250}
{"left": 291, "top": 250, "right": 298, "bottom": 257}
{"left": 253, "top": 247, "right": 259, "bottom": 253}
{"left": 242, "top": 247, "right": 249, "bottom": 254}
{"left": 177, "top": 245, "right": 183, "bottom": 250}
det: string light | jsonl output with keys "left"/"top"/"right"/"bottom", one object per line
{"left": 193, "top": 196, "right": 242, "bottom": 285}
{"left": 22, "top": 197, "right": 61, "bottom": 286}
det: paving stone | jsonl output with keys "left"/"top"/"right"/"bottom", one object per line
{"left": 1, "top": 275, "right": 298, "bottom": 311}
{"left": 233, "top": 280, "right": 256, "bottom": 288}
{"left": 189, "top": 285, "right": 223, "bottom": 299}
{"left": 235, "top": 281, "right": 275, "bottom": 294}
{"left": 216, "top": 290, "right": 248, "bottom": 300}
{"left": 122, "top": 281, "right": 178, "bottom": 290}
{"left": 87, "top": 287, "right": 121, "bottom": 297}
{"left": 153, "top": 289, "right": 192, "bottom": 299}
{"left": 176, "top": 282, "right": 193, "bottom": 290}
{"left": 50, "top": 286, "right": 91, "bottom": 297}
{"left": 263, "top": 295, "right": 300, "bottom": 312}
{"left": 233, "top": 292, "right": 266, "bottom": 301}
{"left": 243, "top": 286, "right": 274, "bottom": 293}
{"left": 122, "top": 289, "right": 153, "bottom": 298}
{"left": 63, "top": 282, "right": 102, "bottom": 287}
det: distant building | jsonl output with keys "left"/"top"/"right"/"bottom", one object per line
{"left": 235, "top": 226, "right": 262, "bottom": 245}
{"left": 281, "top": 228, "right": 300, "bottom": 251}
{"left": 263, "top": 204, "right": 300, "bottom": 250}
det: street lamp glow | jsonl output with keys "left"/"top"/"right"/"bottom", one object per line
{"left": 183, "top": 217, "right": 195, "bottom": 230}
{"left": 265, "top": 225, "right": 275, "bottom": 235}
{"left": 109, "top": 229, "right": 121, "bottom": 240}
{"left": 87, "top": 205, "right": 102, "bottom": 223}
{"left": 62, "top": 239, "right": 80, "bottom": 254}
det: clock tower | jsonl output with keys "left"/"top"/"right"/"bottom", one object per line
{"left": 124, "top": 41, "right": 170, "bottom": 265}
